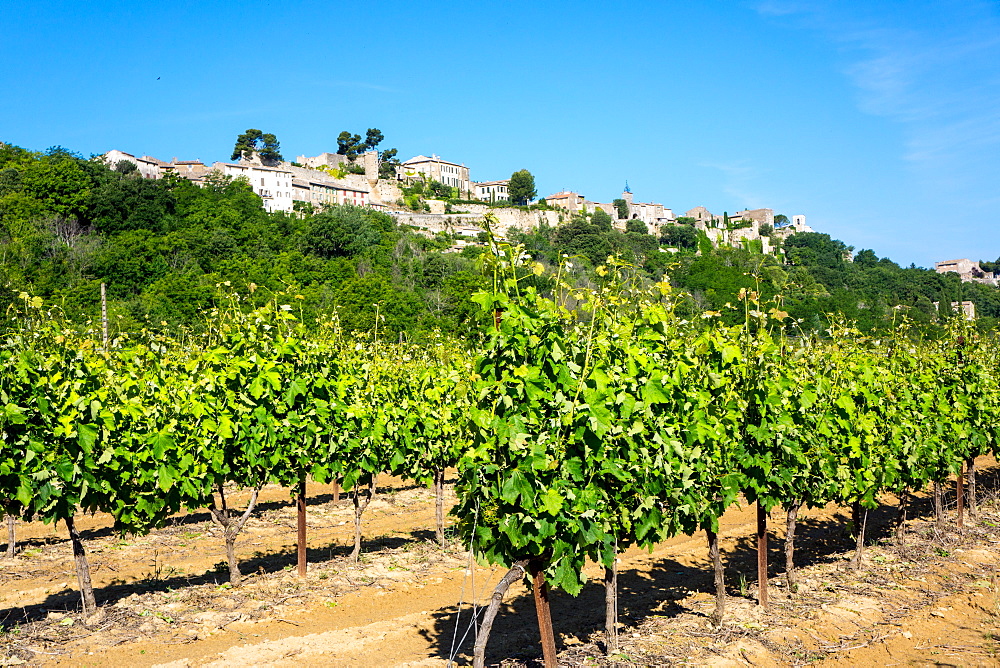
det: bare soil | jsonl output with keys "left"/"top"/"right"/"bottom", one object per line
{"left": 2, "top": 462, "right": 999, "bottom": 667}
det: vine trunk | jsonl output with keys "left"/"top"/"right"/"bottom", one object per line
{"left": 208, "top": 485, "right": 262, "bottom": 585}
{"left": 706, "top": 528, "right": 725, "bottom": 625}
{"left": 65, "top": 515, "right": 96, "bottom": 614}
{"left": 784, "top": 499, "right": 801, "bottom": 591}
{"left": 604, "top": 558, "right": 618, "bottom": 654}
{"left": 473, "top": 560, "right": 527, "bottom": 668}
{"left": 351, "top": 477, "right": 377, "bottom": 563}
{"left": 6, "top": 515, "right": 14, "bottom": 559}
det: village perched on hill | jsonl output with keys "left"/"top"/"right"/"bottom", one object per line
{"left": 2, "top": 129, "right": 995, "bottom": 337}
{"left": 102, "top": 139, "right": 815, "bottom": 256}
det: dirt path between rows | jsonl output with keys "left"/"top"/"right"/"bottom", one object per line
{"left": 3, "top": 463, "right": 1000, "bottom": 666}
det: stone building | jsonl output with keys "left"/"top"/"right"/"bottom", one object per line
{"left": 934, "top": 259, "right": 998, "bottom": 286}
{"left": 212, "top": 162, "right": 295, "bottom": 213}
{"left": 723, "top": 208, "right": 774, "bottom": 228}
{"left": 296, "top": 152, "right": 349, "bottom": 170}
{"left": 544, "top": 191, "right": 589, "bottom": 213}
{"left": 291, "top": 177, "right": 370, "bottom": 209}
{"left": 474, "top": 180, "right": 509, "bottom": 202}
{"left": 617, "top": 187, "right": 674, "bottom": 235}
{"left": 399, "top": 155, "right": 470, "bottom": 192}
{"left": 932, "top": 300, "right": 977, "bottom": 320}
{"left": 103, "top": 150, "right": 163, "bottom": 179}
{"left": 102, "top": 150, "right": 210, "bottom": 181}
{"left": 684, "top": 206, "right": 714, "bottom": 223}
{"left": 285, "top": 164, "right": 373, "bottom": 209}
{"left": 169, "top": 160, "right": 211, "bottom": 181}
{"left": 296, "top": 150, "right": 381, "bottom": 181}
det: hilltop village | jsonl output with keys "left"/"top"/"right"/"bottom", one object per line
{"left": 2, "top": 134, "right": 996, "bottom": 337}
{"left": 102, "top": 146, "right": 814, "bottom": 256}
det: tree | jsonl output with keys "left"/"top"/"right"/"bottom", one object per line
{"left": 774, "top": 214, "right": 790, "bottom": 227}
{"left": 758, "top": 223, "right": 773, "bottom": 237}
{"left": 508, "top": 169, "right": 536, "bottom": 205}
{"left": 259, "top": 133, "right": 282, "bottom": 164}
{"left": 337, "top": 128, "right": 386, "bottom": 162}
{"left": 364, "top": 128, "right": 384, "bottom": 152}
{"left": 90, "top": 173, "right": 175, "bottom": 234}
{"left": 661, "top": 225, "right": 698, "bottom": 249}
{"left": 114, "top": 160, "right": 137, "bottom": 175}
{"left": 626, "top": 218, "right": 647, "bottom": 235}
{"left": 592, "top": 208, "right": 613, "bottom": 231}
{"left": 784, "top": 232, "right": 851, "bottom": 269}
{"left": 428, "top": 180, "right": 451, "bottom": 199}
{"left": 231, "top": 129, "right": 283, "bottom": 164}
{"left": 855, "top": 249, "right": 879, "bottom": 268}
{"left": 979, "top": 256, "right": 1000, "bottom": 273}
{"left": 337, "top": 132, "right": 363, "bottom": 160}
{"left": 379, "top": 148, "right": 400, "bottom": 179}
{"left": 232, "top": 129, "right": 262, "bottom": 161}
{"left": 305, "top": 206, "right": 383, "bottom": 259}
{"left": 612, "top": 199, "right": 629, "bottom": 220}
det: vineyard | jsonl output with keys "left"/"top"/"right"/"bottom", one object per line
{"left": 2, "top": 237, "right": 1000, "bottom": 666}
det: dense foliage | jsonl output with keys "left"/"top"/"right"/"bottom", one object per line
{"left": 3, "top": 136, "right": 1000, "bottom": 659}
{"left": 0, "top": 142, "right": 492, "bottom": 339}
{"left": 456, "top": 243, "right": 1000, "bottom": 609}
{"left": 2, "top": 140, "right": 999, "bottom": 342}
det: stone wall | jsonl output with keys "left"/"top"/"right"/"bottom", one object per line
{"left": 374, "top": 180, "right": 403, "bottom": 207}
{"left": 390, "top": 207, "right": 564, "bottom": 239}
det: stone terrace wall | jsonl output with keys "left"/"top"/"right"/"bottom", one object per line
{"left": 390, "top": 207, "right": 564, "bottom": 238}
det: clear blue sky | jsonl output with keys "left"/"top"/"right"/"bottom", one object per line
{"left": 3, "top": 0, "right": 998, "bottom": 267}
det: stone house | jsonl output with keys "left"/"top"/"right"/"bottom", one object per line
{"left": 102, "top": 150, "right": 163, "bottom": 179}
{"left": 212, "top": 162, "right": 295, "bottom": 213}
{"left": 285, "top": 164, "right": 373, "bottom": 209}
{"left": 934, "top": 259, "right": 997, "bottom": 286}
{"left": 398, "top": 155, "right": 470, "bottom": 192}
{"left": 932, "top": 300, "right": 977, "bottom": 320}
{"left": 617, "top": 188, "right": 674, "bottom": 235}
{"left": 102, "top": 151, "right": 211, "bottom": 181}
{"left": 544, "top": 191, "right": 588, "bottom": 213}
{"left": 474, "top": 180, "right": 509, "bottom": 202}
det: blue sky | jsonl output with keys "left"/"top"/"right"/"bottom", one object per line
{"left": 2, "top": 0, "right": 998, "bottom": 267}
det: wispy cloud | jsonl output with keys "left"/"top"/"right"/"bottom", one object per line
{"left": 755, "top": 1, "right": 1000, "bottom": 206}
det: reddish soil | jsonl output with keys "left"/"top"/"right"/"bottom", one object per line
{"left": 2, "top": 462, "right": 999, "bottom": 667}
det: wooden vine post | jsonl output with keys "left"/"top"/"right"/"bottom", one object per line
{"left": 100, "top": 282, "right": 108, "bottom": 349}
{"left": 297, "top": 477, "right": 307, "bottom": 577}
{"left": 529, "top": 559, "right": 558, "bottom": 668}
{"left": 954, "top": 334, "right": 966, "bottom": 531}
{"left": 757, "top": 502, "right": 768, "bottom": 608}
{"left": 434, "top": 468, "right": 446, "bottom": 548}
{"left": 967, "top": 457, "right": 978, "bottom": 522}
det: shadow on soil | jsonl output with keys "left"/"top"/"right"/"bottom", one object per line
{"left": 8, "top": 476, "right": 428, "bottom": 552}
{"left": 420, "top": 464, "right": 1000, "bottom": 666}
{"left": 0, "top": 528, "right": 436, "bottom": 630}
{"left": 3, "top": 467, "right": 997, "bottom": 664}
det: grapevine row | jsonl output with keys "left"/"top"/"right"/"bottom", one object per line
{"left": 1, "top": 242, "right": 998, "bottom": 664}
